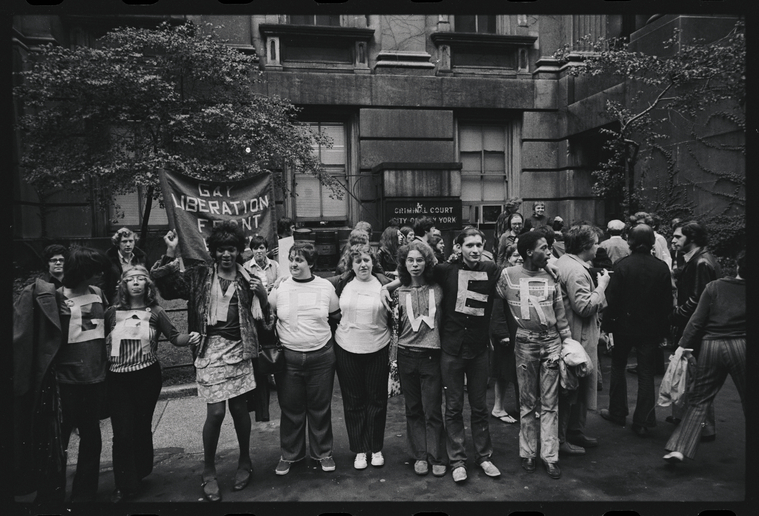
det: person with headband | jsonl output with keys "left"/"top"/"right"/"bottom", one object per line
{"left": 104, "top": 266, "right": 201, "bottom": 502}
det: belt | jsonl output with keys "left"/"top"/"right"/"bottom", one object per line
{"left": 398, "top": 345, "right": 437, "bottom": 354}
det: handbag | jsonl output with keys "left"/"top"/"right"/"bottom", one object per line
{"left": 256, "top": 315, "right": 285, "bottom": 376}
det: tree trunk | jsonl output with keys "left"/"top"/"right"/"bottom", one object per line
{"left": 139, "top": 185, "right": 154, "bottom": 250}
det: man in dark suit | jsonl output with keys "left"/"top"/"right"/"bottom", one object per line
{"left": 599, "top": 224, "right": 672, "bottom": 437}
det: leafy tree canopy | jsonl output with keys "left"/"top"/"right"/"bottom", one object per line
{"left": 552, "top": 20, "right": 744, "bottom": 254}
{"left": 15, "top": 21, "right": 338, "bottom": 233}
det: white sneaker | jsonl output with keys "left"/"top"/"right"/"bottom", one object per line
{"left": 480, "top": 460, "right": 501, "bottom": 477}
{"left": 354, "top": 453, "right": 368, "bottom": 470}
{"left": 371, "top": 451, "right": 385, "bottom": 467}
{"left": 663, "top": 451, "right": 684, "bottom": 463}
{"left": 452, "top": 466, "right": 467, "bottom": 483}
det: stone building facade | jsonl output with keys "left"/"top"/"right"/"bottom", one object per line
{"left": 12, "top": 13, "right": 743, "bottom": 259}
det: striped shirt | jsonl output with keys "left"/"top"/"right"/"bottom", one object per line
{"left": 105, "top": 303, "right": 190, "bottom": 373}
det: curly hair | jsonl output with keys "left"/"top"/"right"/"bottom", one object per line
{"left": 207, "top": 220, "right": 246, "bottom": 260}
{"left": 396, "top": 241, "right": 436, "bottom": 286}
{"left": 42, "top": 244, "right": 68, "bottom": 263}
{"left": 348, "top": 243, "right": 378, "bottom": 268}
{"left": 114, "top": 265, "right": 157, "bottom": 308}
{"left": 111, "top": 227, "right": 137, "bottom": 247}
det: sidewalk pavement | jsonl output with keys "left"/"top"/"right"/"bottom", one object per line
{"left": 15, "top": 352, "right": 747, "bottom": 512}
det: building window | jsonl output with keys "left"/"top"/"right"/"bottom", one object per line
{"left": 459, "top": 124, "right": 512, "bottom": 225}
{"left": 289, "top": 15, "right": 341, "bottom": 27}
{"left": 293, "top": 122, "right": 348, "bottom": 222}
{"left": 110, "top": 187, "right": 168, "bottom": 229}
{"left": 455, "top": 15, "right": 496, "bottom": 34}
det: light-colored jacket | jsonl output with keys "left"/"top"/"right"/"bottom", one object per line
{"left": 556, "top": 253, "right": 606, "bottom": 411}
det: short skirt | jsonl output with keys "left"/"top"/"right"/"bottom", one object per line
{"left": 195, "top": 335, "right": 256, "bottom": 404}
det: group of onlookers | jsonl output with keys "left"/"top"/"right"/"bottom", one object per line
{"left": 14, "top": 204, "right": 745, "bottom": 503}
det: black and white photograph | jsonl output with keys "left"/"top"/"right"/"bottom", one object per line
{"left": 9, "top": 3, "right": 749, "bottom": 515}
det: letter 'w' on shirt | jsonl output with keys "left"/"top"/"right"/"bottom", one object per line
{"left": 455, "top": 270, "right": 489, "bottom": 316}
{"left": 405, "top": 290, "right": 436, "bottom": 331}
{"left": 67, "top": 293, "right": 105, "bottom": 343}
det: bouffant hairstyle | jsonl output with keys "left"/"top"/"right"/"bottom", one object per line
{"left": 354, "top": 221, "right": 373, "bottom": 237}
{"left": 678, "top": 220, "right": 709, "bottom": 248}
{"left": 564, "top": 225, "right": 599, "bottom": 255}
{"left": 114, "top": 265, "right": 157, "bottom": 308}
{"left": 517, "top": 231, "right": 546, "bottom": 261}
{"left": 207, "top": 220, "right": 246, "bottom": 261}
{"left": 43, "top": 244, "right": 68, "bottom": 263}
{"left": 62, "top": 246, "right": 111, "bottom": 288}
{"left": 289, "top": 241, "right": 318, "bottom": 266}
{"left": 349, "top": 229, "right": 370, "bottom": 246}
{"left": 111, "top": 227, "right": 137, "bottom": 247}
{"left": 396, "top": 241, "right": 436, "bottom": 286}
{"left": 348, "top": 243, "right": 378, "bottom": 267}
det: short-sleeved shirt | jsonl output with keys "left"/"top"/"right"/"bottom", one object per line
{"left": 432, "top": 260, "right": 501, "bottom": 356}
{"left": 272, "top": 276, "right": 339, "bottom": 352}
{"left": 56, "top": 285, "right": 109, "bottom": 384}
{"left": 396, "top": 283, "right": 444, "bottom": 350}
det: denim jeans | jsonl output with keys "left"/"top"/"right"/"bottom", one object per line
{"left": 397, "top": 347, "right": 446, "bottom": 466}
{"left": 440, "top": 349, "right": 493, "bottom": 469}
{"left": 608, "top": 334, "right": 658, "bottom": 428}
{"left": 275, "top": 339, "right": 336, "bottom": 462}
{"left": 514, "top": 329, "right": 561, "bottom": 463}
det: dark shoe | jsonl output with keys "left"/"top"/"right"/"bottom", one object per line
{"left": 599, "top": 409, "right": 625, "bottom": 426}
{"left": 568, "top": 434, "right": 598, "bottom": 448}
{"left": 665, "top": 416, "right": 681, "bottom": 426}
{"left": 232, "top": 467, "right": 251, "bottom": 491}
{"left": 201, "top": 478, "right": 221, "bottom": 503}
{"left": 559, "top": 441, "right": 586, "bottom": 456}
{"left": 701, "top": 434, "right": 716, "bottom": 443}
{"left": 626, "top": 365, "right": 638, "bottom": 375}
{"left": 521, "top": 458, "right": 536, "bottom": 473}
{"left": 631, "top": 424, "right": 651, "bottom": 438}
{"left": 543, "top": 460, "right": 562, "bottom": 479}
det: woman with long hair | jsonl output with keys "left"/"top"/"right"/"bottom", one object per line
{"left": 330, "top": 244, "right": 393, "bottom": 470}
{"left": 377, "top": 226, "right": 402, "bottom": 276}
{"left": 105, "top": 266, "right": 200, "bottom": 502}
{"left": 489, "top": 240, "right": 522, "bottom": 425}
{"left": 151, "top": 221, "right": 268, "bottom": 502}
{"left": 393, "top": 241, "right": 446, "bottom": 477}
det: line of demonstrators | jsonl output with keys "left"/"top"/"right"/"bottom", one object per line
{"left": 13, "top": 209, "right": 745, "bottom": 503}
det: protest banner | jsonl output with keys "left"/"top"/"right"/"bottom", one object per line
{"left": 158, "top": 169, "right": 276, "bottom": 263}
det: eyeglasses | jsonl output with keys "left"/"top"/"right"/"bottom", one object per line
{"left": 123, "top": 275, "right": 148, "bottom": 282}
{"left": 48, "top": 258, "right": 65, "bottom": 263}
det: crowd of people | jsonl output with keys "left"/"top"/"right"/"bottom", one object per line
{"left": 13, "top": 203, "right": 745, "bottom": 503}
